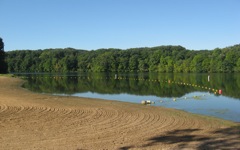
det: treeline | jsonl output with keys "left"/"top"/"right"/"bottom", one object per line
{"left": 6, "top": 44, "right": 240, "bottom": 73}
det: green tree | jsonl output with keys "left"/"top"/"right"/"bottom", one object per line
{"left": 190, "top": 54, "right": 204, "bottom": 73}
{"left": 182, "top": 59, "right": 191, "bottom": 73}
{"left": 223, "top": 51, "right": 236, "bottom": 72}
{"left": 209, "top": 48, "right": 222, "bottom": 72}
{"left": 148, "top": 51, "right": 160, "bottom": 71}
{"left": 235, "top": 58, "right": 240, "bottom": 72}
{"left": 129, "top": 54, "right": 138, "bottom": 72}
{"left": 5, "top": 44, "right": 240, "bottom": 73}
{"left": 174, "top": 60, "right": 183, "bottom": 72}
{"left": 158, "top": 56, "right": 167, "bottom": 72}
{"left": 166, "top": 56, "right": 174, "bottom": 72}
{"left": 0, "top": 38, "right": 7, "bottom": 73}
{"left": 202, "top": 58, "right": 210, "bottom": 72}
{"left": 118, "top": 51, "right": 129, "bottom": 72}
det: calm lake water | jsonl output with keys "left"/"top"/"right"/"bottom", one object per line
{"left": 17, "top": 73, "right": 240, "bottom": 122}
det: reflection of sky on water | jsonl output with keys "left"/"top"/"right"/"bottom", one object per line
{"left": 20, "top": 73, "right": 240, "bottom": 122}
{"left": 71, "top": 92, "right": 160, "bottom": 103}
{"left": 162, "top": 92, "right": 240, "bottom": 122}
{"left": 67, "top": 91, "right": 240, "bottom": 122}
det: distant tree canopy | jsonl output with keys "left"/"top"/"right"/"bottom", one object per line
{"left": 0, "top": 37, "right": 7, "bottom": 73}
{"left": 5, "top": 44, "right": 240, "bottom": 73}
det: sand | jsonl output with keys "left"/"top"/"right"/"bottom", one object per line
{"left": 0, "top": 76, "right": 239, "bottom": 150}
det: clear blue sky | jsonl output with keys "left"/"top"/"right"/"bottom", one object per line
{"left": 1, "top": 0, "right": 240, "bottom": 51}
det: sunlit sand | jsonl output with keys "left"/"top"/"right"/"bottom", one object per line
{"left": 0, "top": 76, "right": 239, "bottom": 149}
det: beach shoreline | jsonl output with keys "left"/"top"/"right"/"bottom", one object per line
{"left": 0, "top": 76, "right": 239, "bottom": 149}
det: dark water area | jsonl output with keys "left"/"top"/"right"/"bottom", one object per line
{"left": 17, "top": 73, "right": 240, "bottom": 122}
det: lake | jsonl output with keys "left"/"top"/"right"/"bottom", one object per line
{"left": 17, "top": 73, "right": 240, "bottom": 122}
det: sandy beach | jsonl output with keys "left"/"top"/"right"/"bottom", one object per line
{"left": 0, "top": 76, "right": 239, "bottom": 150}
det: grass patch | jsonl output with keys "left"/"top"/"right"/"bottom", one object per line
{"left": 0, "top": 74, "right": 15, "bottom": 77}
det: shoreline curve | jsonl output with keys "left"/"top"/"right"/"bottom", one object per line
{"left": 0, "top": 76, "right": 239, "bottom": 149}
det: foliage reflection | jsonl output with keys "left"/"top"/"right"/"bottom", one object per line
{"left": 21, "top": 73, "right": 240, "bottom": 99}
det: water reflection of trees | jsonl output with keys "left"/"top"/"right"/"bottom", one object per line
{"left": 22, "top": 73, "right": 240, "bottom": 99}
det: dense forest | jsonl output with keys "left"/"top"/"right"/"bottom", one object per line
{"left": 6, "top": 44, "right": 240, "bottom": 73}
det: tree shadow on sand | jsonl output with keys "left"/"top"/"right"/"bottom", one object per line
{"left": 197, "top": 126, "right": 240, "bottom": 149}
{"left": 118, "top": 126, "right": 240, "bottom": 150}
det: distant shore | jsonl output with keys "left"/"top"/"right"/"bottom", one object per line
{"left": 0, "top": 76, "right": 239, "bottom": 149}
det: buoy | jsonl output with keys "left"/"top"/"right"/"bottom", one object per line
{"left": 219, "top": 90, "right": 222, "bottom": 94}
